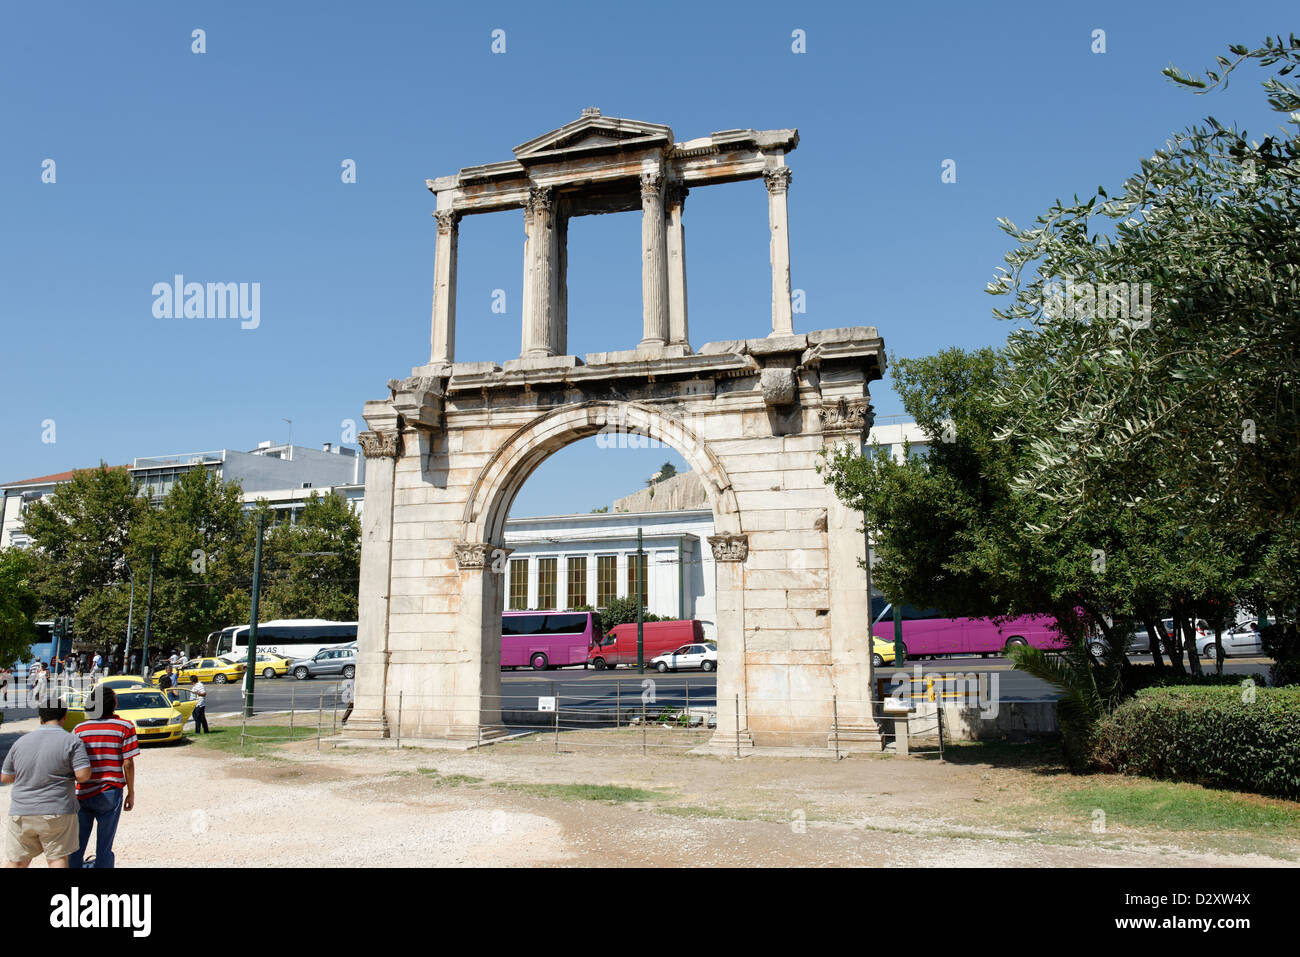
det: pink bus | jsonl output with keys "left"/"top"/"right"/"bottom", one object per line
{"left": 870, "top": 603, "right": 1066, "bottom": 658}
{"left": 501, "top": 611, "right": 604, "bottom": 670}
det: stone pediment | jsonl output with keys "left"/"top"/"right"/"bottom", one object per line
{"left": 513, "top": 108, "right": 673, "bottom": 163}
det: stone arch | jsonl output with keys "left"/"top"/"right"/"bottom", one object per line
{"left": 461, "top": 399, "right": 740, "bottom": 547}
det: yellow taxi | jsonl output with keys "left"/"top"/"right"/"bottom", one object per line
{"left": 870, "top": 636, "right": 901, "bottom": 667}
{"left": 223, "top": 652, "right": 293, "bottom": 679}
{"left": 57, "top": 685, "right": 198, "bottom": 744}
{"left": 153, "top": 656, "right": 245, "bottom": 685}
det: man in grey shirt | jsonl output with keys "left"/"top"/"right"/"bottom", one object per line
{"left": 1, "top": 699, "right": 92, "bottom": 868}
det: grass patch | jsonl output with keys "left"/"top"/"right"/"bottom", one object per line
{"left": 492, "top": 782, "right": 667, "bottom": 804}
{"left": 413, "top": 768, "right": 484, "bottom": 787}
{"left": 1055, "top": 779, "right": 1300, "bottom": 833}
{"left": 186, "top": 725, "right": 319, "bottom": 756}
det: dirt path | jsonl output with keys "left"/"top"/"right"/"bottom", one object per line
{"left": 5, "top": 720, "right": 1296, "bottom": 867}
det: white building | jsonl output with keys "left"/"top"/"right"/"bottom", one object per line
{"left": 1, "top": 442, "right": 366, "bottom": 548}
{"left": 503, "top": 507, "right": 717, "bottom": 639}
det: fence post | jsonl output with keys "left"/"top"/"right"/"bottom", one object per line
{"left": 833, "top": 694, "right": 840, "bottom": 760}
{"left": 553, "top": 680, "right": 559, "bottom": 754}
{"left": 317, "top": 691, "right": 323, "bottom": 751}
{"left": 240, "top": 702, "right": 247, "bottom": 748}
{"left": 616, "top": 678, "right": 620, "bottom": 728}
{"left": 936, "top": 697, "right": 945, "bottom": 762}
{"left": 396, "top": 691, "right": 403, "bottom": 749}
{"left": 685, "top": 677, "right": 690, "bottom": 724}
{"left": 289, "top": 684, "right": 295, "bottom": 741}
{"left": 641, "top": 691, "right": 646, "bottom": 755}
{"left": 735, "top": 694, "right": 740, "bottom": 759}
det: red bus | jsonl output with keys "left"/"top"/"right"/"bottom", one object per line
{"left": 501, "top": 611, "right": 603, "bottom": 670}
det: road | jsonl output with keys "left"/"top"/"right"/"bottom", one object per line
{"left": 192, "top": 653, "right": 1275, "bottom": 717}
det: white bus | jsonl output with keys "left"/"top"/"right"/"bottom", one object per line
{"left": 211, "top": 619, "right": 357, "bottom": 662}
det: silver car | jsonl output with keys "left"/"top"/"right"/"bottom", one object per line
{"left": 290, "top": 648, "right": 356, "bottom": 680}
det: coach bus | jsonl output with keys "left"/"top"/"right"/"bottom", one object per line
{"left": 869, "top": 602, "right": 1065, "bottom": 658}
{"left": 212, "top": 619, "right": 357, "bottom": 661}
{"left": 501, "top": 610, "right": 603, "bottom": 670}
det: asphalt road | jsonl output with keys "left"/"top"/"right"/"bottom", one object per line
{"left": 195, "top": 653, "right": 1275, "bottom": 717}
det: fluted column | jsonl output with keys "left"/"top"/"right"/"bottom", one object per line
{"left": 430, "top": 209, "right": 460, "bottom": 365}
{"left": 665, "top": 182, "right": 689, "bottom": 349}
{"left": 764, "top": 166, "right": 794, "bottom": 337}
{"left": 348, "top": 423, "right": 401, "bottom": 739}
{"left": 640, "top": 172, "right": 669, "bottom": 347}
{"left": 521, "top": 186, "right": 558, "bottom": 358}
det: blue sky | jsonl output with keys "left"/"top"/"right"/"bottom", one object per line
{"left": 1, "top": 0, "right": 1292, "bottom": 516}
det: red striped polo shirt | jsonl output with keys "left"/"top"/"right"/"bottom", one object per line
{"left": 73, "top": 714, "right": 140, "bottom": 798}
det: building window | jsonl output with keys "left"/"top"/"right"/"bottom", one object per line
{"left": 596, "top": 555, "right": 618, "bottom": 608}
{"left": 537, "top": 557, "right": 557, "bottom": 610}
{"left": 626, "top": 553, "right": 648, "bottom": 608}
{"left": 508, "top": 559, "right": 529, "bottom": 610}
{"left": 566, "top": 556, "right": 587, "bottom": 609}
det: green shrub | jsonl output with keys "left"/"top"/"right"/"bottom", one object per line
{"left": 1093, "top": 686, "right": 1300, "bottom": 799}
{"left": 1121, "top": 665, "right": 1267, "bottom": 695}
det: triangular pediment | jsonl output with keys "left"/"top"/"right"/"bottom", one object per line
{"left": 513, "top": 110, "right": 673, "bottom": 160}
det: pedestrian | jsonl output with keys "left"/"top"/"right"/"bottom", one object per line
{"left": 191, "top": 679, "right": 209, "bottom": 733}
{"left": 31, "top": 667, "right": 49, "bottom": 709}
{"left": 69, "top": 687, "right": 138, "bottom": 869}
{"left": 0, "top": 667, "right": 10, "bottom": 706}
{"left": 1, "top": 696, "right": 92, "bottom": 868}
{"left": 128, "top": 654, "right": 138, "bottom": 676}
{"left": 341, "top": 675, "right": 354, "bottom": 725}
{"left": 158, "top": 668, "right": 172, "bottom": 691}
{"left": 168, "top": 652, "right": 178, "bottom": 670}
{"left": 90, "top": 651, "right": 102, "bottom": 678}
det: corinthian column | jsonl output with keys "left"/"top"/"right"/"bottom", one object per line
{"left": 430, "top": 209, "right": 460, "bottom": 365}
{"left": 521, "top": 186, "right": 557, "bottom": 358}
{"left": 640, "top": 172, "right": 669, "bottom": 348}
{"left": 665, "top": 182, "right": 689, "bottom": 349}
{"left": 764, "top": 166, "right": 794, "bottom": 337}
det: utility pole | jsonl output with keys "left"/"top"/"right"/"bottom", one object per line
{"left": 141, "top": 549, "right": 156, "bottom": 679}
{"left": 243, "top": 512, "right": 265, "bottom": 718}
{"left": 123, "top": 561, "right": 136, "bottom": 670}
{"left": 636, "top": 527, "right": 645, "bottom": 675}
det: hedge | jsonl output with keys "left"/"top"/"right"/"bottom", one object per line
{"left": 1121, "top": 665, "right": 1268, "bottom": 696}
{"left": 1093, "top": 686, "right": 1300, "bottom": 800}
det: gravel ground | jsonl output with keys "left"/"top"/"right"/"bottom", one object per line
{"left": 2, "top": 717, "right": 1295, "bottom": 867}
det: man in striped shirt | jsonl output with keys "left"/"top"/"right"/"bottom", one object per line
{"left": 69, "top": 687, "right": 138, "bottom": 868}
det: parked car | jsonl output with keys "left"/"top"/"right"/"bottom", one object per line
{"left": 1196, "top": 620, "right": 1263, "bottom": 659}
{"left": 290, "top": 647, "right": 356, "bottom": 680}
{"left": 589, "top": 620, "right": 706, "bottom": 669}
{"left": 650, "top": 643, "right": 717, "bottom": 673}
{"left": 1089, "top": 617, "right": 1216, "bottom": 659}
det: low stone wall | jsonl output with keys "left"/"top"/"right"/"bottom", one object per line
{"left": 907, "top": 701, "right": 1058, "bottom": 743}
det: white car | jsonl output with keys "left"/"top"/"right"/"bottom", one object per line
{"left": 1196, "top": 620, "right": 1263, "bottom": 659}
{"left": 650, "top": 643, "right": 718, "bottom": 673}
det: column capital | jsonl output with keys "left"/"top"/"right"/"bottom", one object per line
{"left": 454, "top": 542, "right": 511, "bottom": 568}
{"left": 526, "top": 185, "right": 554, "bottom": 214}
{"left": 358, "top": 430, "right": 402, "bottom": 459}
{"left": 640, "top": 171, "right": 664, "bottom": 198}
{"left": 664, "top": 181, "right": 689, "bottom": 209}
{"left": 817, "top": 397, "right": 875, "bottom": 436}
{"left": 434, "top": 209, "right": 461, "bottom": 234}
{"left": 763, "top": 166, "right": 793, "bottom": 194}
{"left": 707, "top": 533, "right": 749, "bottom": 562}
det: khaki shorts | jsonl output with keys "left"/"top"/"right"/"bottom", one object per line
{"left": 5, "top": 813, "right": 79, "bottom": 863}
